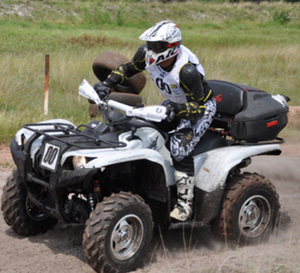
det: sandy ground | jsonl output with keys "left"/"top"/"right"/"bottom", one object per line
{"left": 0, "top": 137, "right": 300, "bottom": 273}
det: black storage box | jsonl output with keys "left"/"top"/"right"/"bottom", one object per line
{"left": 207, "top": 80, "right": 289, "bottom": 142}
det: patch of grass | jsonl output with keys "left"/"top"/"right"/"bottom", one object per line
{"left": 0, "top": 1, "right": 299, "bottom": 144}
{"left": 273, "top": 10, "right": 291, "bottom": 25}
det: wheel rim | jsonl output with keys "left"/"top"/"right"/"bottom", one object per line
{"left": 110, "top": 214, "right": 144, "bottom": 261}
{"left": 26, "top": 197, "right": 49, "bottom": 221}
{"left": 238, "top": 195, "right": 271, "bottom": 238}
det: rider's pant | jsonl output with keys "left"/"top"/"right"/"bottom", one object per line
{"left": 170, "top": 99, "right": 217, "bottom": 175}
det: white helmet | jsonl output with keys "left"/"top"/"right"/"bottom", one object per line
{"left": 139, "top": 20, "right": 182, "bottom": 66}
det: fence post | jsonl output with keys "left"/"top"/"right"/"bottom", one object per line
{"left": 44, "top": 54, "right": 49, "bottom": 115}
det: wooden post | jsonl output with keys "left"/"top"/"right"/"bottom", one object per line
{"left": 44, "top": 54, "right": 49, "bottom": 115}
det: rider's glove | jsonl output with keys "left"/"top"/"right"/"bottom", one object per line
{"left": 162, "top": 100, "right": 183, "bottom": 116}
{"left": 165, "top": 104, "right": 175, "bottom": 122}
{"left": 93, "top": 82, "right": 111, "bottom": 100}
{"left": 161, "top": 101, "right": 176, "bottom": 122}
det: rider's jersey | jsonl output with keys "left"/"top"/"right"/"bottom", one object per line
{"left": 145, "top": 45, "right": 205, "bottom": 104}
{"left": 104, "top": 44, "right": 214, "bottom": 120}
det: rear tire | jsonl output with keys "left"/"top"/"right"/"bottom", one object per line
{"left": 92, "top": 51, "right": 146, "bottom": 94}
{"left": 83, "top": 192, "right": 153, "bottom": 273}
{"left": 1, "top": 170, "right": 58, "bottom": 236}
{"left": 213, "top": 172, "right": 280, "bottom": 245}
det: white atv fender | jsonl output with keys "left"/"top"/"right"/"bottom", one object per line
{"left": 194, "top": 143, "right": 281, "bottom": 192}
{"left": 60, "top": 125, "right": 175, "bottom": 186}
{"left": 62, "top": 148, "right": 175, "bottom": 186}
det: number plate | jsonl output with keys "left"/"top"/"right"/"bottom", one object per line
{"left": 40, "top": 143, "right": 61, "bottom": 172}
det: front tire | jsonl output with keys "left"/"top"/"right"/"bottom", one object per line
{"left": 83, "top": 192, "right": 153, "bottom": 273}
{"left": 1, "top": 170, "right": 58, "bottom": 236}
{"left": 214, "top": 172, "right": 280, "bottom": 245}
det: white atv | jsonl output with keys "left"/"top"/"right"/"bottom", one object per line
{"left": 1, "top": 78, "right": 289, "bottom": 273}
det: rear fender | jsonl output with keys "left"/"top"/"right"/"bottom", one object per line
{"left": 194, "top": 144, "right": 281, "bottom": 193}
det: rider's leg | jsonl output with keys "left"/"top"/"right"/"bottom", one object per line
{"left": 170, "top": 170, "right": 194, "bottom": 221}
{"left": 169, "top": 99, "right": 217, "bottom": 221}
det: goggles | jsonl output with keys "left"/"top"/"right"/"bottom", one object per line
{"left": 146, "top": 41, "right": 180, "bottom": 54}
{"left": 146, "top": 42, "right": 168, "bottom": 53}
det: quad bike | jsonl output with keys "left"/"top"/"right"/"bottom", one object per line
{"left": 1, "top": 73, "right": 289, "bottom": 273}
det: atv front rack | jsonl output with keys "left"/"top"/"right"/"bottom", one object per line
{"left": 23, "top": 122, "right": 126, "bottom": 151}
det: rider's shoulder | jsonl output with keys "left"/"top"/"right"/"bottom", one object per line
{"left": 179, "top": 63, "right": 199, "bottom": 79}
{"left": 132, "top": 44, "right": 147, "bottom": 62}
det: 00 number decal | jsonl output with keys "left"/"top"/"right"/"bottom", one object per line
{"left": 40, "top": 143, "right": 61, "bottom": 172}
{"left": 43, "top": 146, "right": 59, "bottom": 165}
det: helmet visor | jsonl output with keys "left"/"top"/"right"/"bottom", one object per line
{"left": 146, "top": 41, "right": 168, "bottom": 54}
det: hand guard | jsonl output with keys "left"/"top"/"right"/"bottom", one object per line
{"left": 93, "top": 82, "right": 111, "bottom": 100}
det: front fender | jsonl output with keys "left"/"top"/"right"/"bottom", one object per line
{"left": 82, "top": 148, "right": 175, "bottom": 186}
{"left": 194, "top": 144, "right": 281, "bottom": 192}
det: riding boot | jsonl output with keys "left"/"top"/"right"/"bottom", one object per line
{"left": 170, "top": 170, "right": 194, "bottom": 222}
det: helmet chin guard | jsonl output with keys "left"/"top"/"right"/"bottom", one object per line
{"left": 139, "top": 20, "right": 182, "bottom": 66}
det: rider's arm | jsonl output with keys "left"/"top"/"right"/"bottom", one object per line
{"left": 174, "top": 63, "right": 213, "bottom": 120}
{"left": 104, "top": 44, "right": 147, "bottom": 88}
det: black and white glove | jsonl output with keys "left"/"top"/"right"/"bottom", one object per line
{"left": 161, "top": 100, "right": 175, "bottom": 122}
{"left": 93, "top": 82, "right": 111, "bottom": 100}
{"left": 165, "top": 104, "right": 175, "bottom": 122}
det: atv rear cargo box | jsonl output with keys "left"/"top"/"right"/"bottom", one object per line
{"left": 207, "top": 80, "right": 289, "bottom": 142}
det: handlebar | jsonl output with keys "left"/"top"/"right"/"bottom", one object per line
{"left": 79, "top": 79, "right": 171, "bottom": 122}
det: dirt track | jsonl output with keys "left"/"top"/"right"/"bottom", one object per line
{"left": 0, "top": 139, "right": 300, "bottom": 273}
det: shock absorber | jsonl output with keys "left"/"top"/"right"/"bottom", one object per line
{"left": 88, "top": 180, "right": 102, "bottom": 211}
{"left": 93, "top": 179, "right": 102, "bottom": 201}
{"left": 88, "top": 191, "right": 95, "bottom": 211}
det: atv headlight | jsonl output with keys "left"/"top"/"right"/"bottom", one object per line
{"left": 72, "top": 156, "right": 86, "bottom": 170}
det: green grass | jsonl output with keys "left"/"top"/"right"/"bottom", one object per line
{"left": 0, "top": 1, "right": 299, "bottom": 144}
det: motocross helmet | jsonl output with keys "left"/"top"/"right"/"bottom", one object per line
{"left": 139, "top": 20, "right": 182, "bottom": 66}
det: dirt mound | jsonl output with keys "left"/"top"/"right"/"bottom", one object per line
{"left": 288, "top": 106, "right": 300, "bottom": 128}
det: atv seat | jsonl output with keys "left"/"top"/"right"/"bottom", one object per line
{"left": 192, "top": 130, "right": 228, "bottom": 156}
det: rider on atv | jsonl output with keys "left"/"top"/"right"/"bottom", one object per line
{"left": 93, "top": 20, "right": 216, "bottom": 222}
